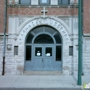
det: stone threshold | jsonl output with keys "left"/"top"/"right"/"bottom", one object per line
{"left": 24, "top": 71, "right": 64, "bottom": 75}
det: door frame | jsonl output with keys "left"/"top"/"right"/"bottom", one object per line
{"left": 25, "top": 25, "right": 63, "bottom": 71}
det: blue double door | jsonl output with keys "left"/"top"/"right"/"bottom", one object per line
{"left": 33, "top": 45, "right": 54, "bottom": 70}
{"left": 25, "top": 44, "right": 62, "bottom": 71}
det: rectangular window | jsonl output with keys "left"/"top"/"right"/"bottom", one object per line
{"left": 58, "top": 0, "right": 70, "bottom": 5}
{"left": 14, "top": 46, "right": 18, "bottom": 55}
{"left": 42, "top": 0, "right": 47, "bottom": 3}
{"left": 45, "top": 47, "right": 52, "bottom": 57}
{"left": 56, "top": 46, "right": 62, "bottom": 61}
{"left": 19, "top": 0, "right": 31, "bottom": 5}
{"left": 58, "top": 0, "right": 62, "bottom": 4}
{"left": 40, "top": 0, "right": 50, "bottom": 5}
{"left": 69, "top": 46, "right": 73, "bottom": 56}
{"left": 26, "top": 46, "right": 31, "bottom": 61}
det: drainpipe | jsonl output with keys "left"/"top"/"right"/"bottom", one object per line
{"left": 77, "top": 0, "right": 82, "bottom": 85}
{"left": 82, "top": 0, "right": 84, "bottom": 76}
{"left": 2, "top": 0, "right": 7, "bottom": 75}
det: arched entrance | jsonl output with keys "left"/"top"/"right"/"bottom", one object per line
{"left": 25, "top": 25, "right": 62, "bottom": 71}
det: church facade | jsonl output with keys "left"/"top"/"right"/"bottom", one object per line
{"left": 0, "top": 0, "right": 90, "bottom": 75}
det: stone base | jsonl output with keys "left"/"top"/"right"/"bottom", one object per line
{"left": 0, "top": 88, "right": 83, "bottom": 90}
{"left": 24, "top": 71, "right": 64, "bottom": 75}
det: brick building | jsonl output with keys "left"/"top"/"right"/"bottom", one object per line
{"left": 0, "top": 0, "right": 90, "bottom": 75}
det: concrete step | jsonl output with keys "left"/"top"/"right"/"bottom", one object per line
{"left": 24, "top": 71, "right": 64, "bottom": 75}
{"left": 0, "top": 88, "right": 86, "bottom": 90}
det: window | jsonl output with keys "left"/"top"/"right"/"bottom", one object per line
{"left": 26, "top": 46, "right": 31, "bottom": 61}
{"left": 56, "top": 46, "right": 62, "bottom": 61}
{"left": 54, "top": 33, "right": 62, "bottom": 44}
{"left": 35, "top": 47, "right": 42, "bottom": 56}
{"left": 58, "top": 0, "right": 70, "bottom": 5}
{"left": 14, "top": 46, "right": 18, "bottom": 55}
{"left": 45, "top": 47, "right": 52, "bottom": 57}
{"left": 34, "top": 34, "right": 54, "bottom": 44}
{"left": 26, "top": 33, "right": 34, "bottom": 43}
{"left": 69, "top": 46, "right": 73, "bottom": 56}
{"left": 40, "top": 0, "right": 50, "bottom": 5}
{"left": 19, "top": 0, "right": 31, "bottom": 5}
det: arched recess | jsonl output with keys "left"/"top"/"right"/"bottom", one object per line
{"left": 17, "top": 16, "right": 70, "bottom": 72}
{"left": 25, "top": 25, "right": 62, "bottom": 70}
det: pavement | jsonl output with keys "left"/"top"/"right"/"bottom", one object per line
{"left": 0, "top": 75, "right": 90, "bottom": 90}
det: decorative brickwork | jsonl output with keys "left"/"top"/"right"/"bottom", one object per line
{"left": 0, "top": 0, "right": 4, "bottom": 33}
{"left": 83, "top": 0, "right": 90, "bottom": 34}
{"left": 7, "top": 7, "right": 78, "bottom": 16}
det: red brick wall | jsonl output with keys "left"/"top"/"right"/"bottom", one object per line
{"left": 2, "top": 0, "right": 90, "bottom": 35}
{"left": 83, "top": 0, "right": 90, "bottom": 34}
{"left": 0, "top": 0, "right": 4, "bottom": 33}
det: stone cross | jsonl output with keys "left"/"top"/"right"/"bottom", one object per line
{"left": 41, "top": 7, "right": 48, "bottom": 18}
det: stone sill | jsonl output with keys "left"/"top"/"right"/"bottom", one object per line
{"left": 0, "top": 33, "right": 8, "bottom": 36}
{"left": 83, "top": 34, "right": 90, "bottom": 37}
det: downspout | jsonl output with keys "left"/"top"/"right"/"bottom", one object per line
{"left": 70, "top": 1, "right": 75, "bottom": 75}
{"left": 71, "top": 9, "right": 74, "bottom": 75}
{"left": 2, "top": 0, "right": 7, "bottom": 75}
{"left": 82, "top": 0, "right": 84, "bottom": 76}
{"left": 70, "top": 3, "right": 74, "bottom": 75}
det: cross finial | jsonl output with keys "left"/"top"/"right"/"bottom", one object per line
{"left": 41, "top": 7, "right": 48, "bottom": 18}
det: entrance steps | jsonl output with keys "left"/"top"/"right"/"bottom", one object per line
{"left": 24, "top": 71, "right": 64, "bottom": 75}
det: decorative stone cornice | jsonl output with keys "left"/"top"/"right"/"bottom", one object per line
{"left": 17, "top": 16, "right": 70, "bottom": 45}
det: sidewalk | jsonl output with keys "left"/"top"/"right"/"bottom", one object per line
{"left": 0, "top": 75, "right": 90, "bottom": 89}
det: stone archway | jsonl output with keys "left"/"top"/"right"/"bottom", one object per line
{"left": 25, "top": 25, "right": 62, "bottom": 70}
{"left": 17, "top": 16, "right": 71, "bottom": 74}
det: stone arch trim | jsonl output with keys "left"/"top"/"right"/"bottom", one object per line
{"left": 16, "top": 16, "right": 71, "bottom": 75}
{"left": 17, "top": 16, "right": 70, "bottom": 45}
{"left": 18, "top": 16, "right": 70, "bottom": 35}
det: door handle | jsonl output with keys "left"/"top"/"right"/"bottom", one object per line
{"left": 42, "top": 58, "right": 43, "bottom": 62}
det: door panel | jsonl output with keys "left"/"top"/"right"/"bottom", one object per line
{"left": 44, "top": 58, "right": 53, "bottom": 70}
{"left": 33, "top": 45, "right": 54, "bottom": 70}
{"left": 33, "top": 46, "right": 44, "bottom": 70}
{"left": 44, "top": 46, "right": 54, "bottom": 70}
{"left": 34, "top": 58, "right": 43, "bottom": 70}
{"left": 54, "top": 61, "right": 62, "bottom": 70}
